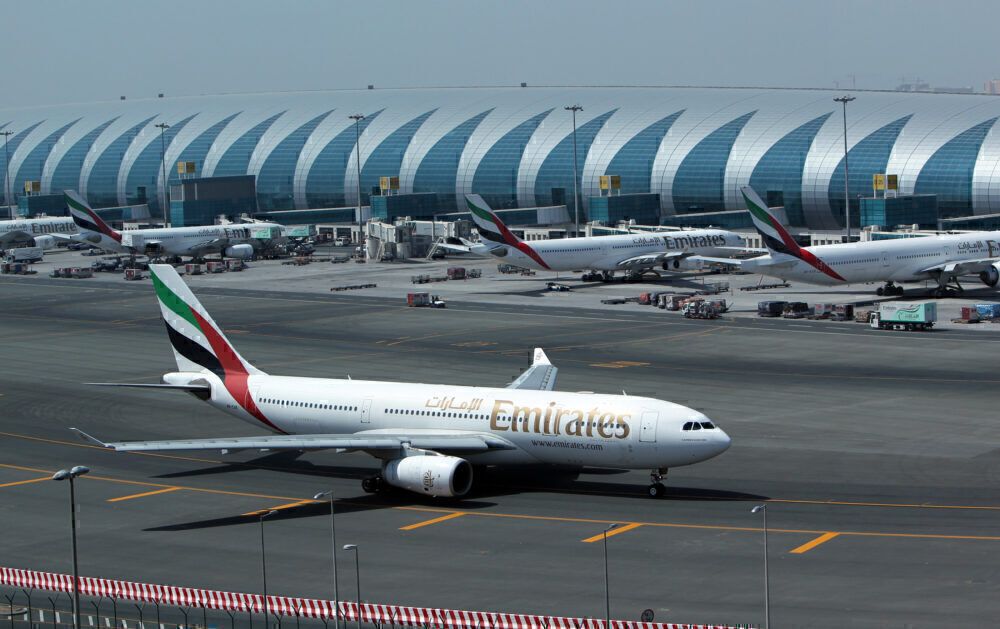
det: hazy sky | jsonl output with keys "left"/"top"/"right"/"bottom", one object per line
{"left": 6, "top": 0, "right": 997, "bottom": 108}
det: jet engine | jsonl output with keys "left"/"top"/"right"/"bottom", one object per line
{"left": 382, "top": 454, "right": 473, "bottom": 497}
{"left": 31, "top": 235, "right": 56, "bottom": 250}
{"left": 224, "top": 244, "right": 254, "bottom": 260}
{"left": 980, "top": 264, "right": 1000, "bottom": 287}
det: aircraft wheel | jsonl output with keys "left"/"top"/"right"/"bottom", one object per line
{"left": 876, "top": 287, "right": 885, "bottom": 296}
{"left": 934, "top": 288, "right": 946, "bottom": 298}
{"left": 647, "top": 482, "right": 666, "bottom": 499}
{"left": 361, "top": 476, "right": 381, "bottom": 494}
{"left": 894, "top": 286, "right": 905, "bottom": 296}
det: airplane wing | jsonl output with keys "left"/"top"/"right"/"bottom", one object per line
{"left": 506, "top": 347, "right": 558, "bottom": 391}
{"left": 185, "top": 238, "right": 228, "bottom": 257}
{"left": 71, "top": 428, "right": 515, "bottom": 454}
{"left": 920, "top": 257, "right": 1000, "bottom": 277}
{"left": 614, "top": 251, "right": 686, "bottom": 270}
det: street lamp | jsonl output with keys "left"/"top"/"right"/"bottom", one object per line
{"left": 564, "top": 105, "right": 583, "bottom": 237}
{"left": 52, "top": 465, "right": 90, "bottom": 629}
{"left": 259, "top": 509, "right": 278, "bottom": 628}
{"left": 343, "top": 544, "right": 361, "bottom": 629}
{"left": 349, "top": 114, "right": 366, "bottom": 245}
{"left": 1, "top": 130, "right": 13, "bottom": 211}
{"left": 602, "top": 523, "right": 618, "bottom": 629}
{"left": 751, "top": 505, "right": 770, "bottom": 629}
{"left": 154, "top": 122, "right": 171, "bottom": 228}
{"left": 314, "top": 491, "right": 341, "bottom": 629}
{"left": 833, "top": 95, "right": 856, "bottom": 242}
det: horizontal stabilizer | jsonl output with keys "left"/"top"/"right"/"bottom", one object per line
{"left": 85, "top": 382, "right": 211, "bottom": 391}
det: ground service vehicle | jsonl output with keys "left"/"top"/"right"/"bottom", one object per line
{"left": 870, "top": 302, "right": 937, "bottom": 331}
{"left": 4, "top": 246, "right": 43, "bottom": 263}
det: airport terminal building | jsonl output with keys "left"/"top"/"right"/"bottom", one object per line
{"left": 5, "top": 86, "right": 1000, "bottom": 230}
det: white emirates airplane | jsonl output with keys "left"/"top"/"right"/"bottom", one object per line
{"left": 451, "top": 194, "right": 745, "bottom": 281}
{"left": 0, "top": 216, "right": 77, "bottom": 250}
{"left": 65, "top": 191, "right": 285, "bottom": 260}
{"left": 71, "top": 264, "right": 731, "bottom": 499}
{"left": 728, "top": 187, "right": 1000, "bottom": 297}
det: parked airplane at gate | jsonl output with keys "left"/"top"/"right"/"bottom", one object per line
{"left": 451, "top": 194, "right": 745, "bottom": 281}
{"left": 65, "top": 191, "right": 285, "bottom": 260}
{"left": 0, "top": 216, "right": 77, "bottom": 250}
{"left": 724, "top": 187, "right": 1000, "bottom": 297}
{"left": 72, "top": 264, "right": 730, "bottom": 499}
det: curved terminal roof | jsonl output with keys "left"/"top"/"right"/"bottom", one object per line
{"left": 6, "top": 86, "right": 1000, "bottom": 228}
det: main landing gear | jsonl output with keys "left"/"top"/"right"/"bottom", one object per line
{"left": 932, "top": 275, "right": 964, "bottom": 298}
{"left": 361, "top": 474, "right": 383, "bottom": 494}
{"left": 582, "top": 271, "right": 617, "bottom": 282}
{"left": 647, "top": 468, "right": 668, "bottom": 499}
{"left": 876, "top": 282, "right": 904, "bottom": 297}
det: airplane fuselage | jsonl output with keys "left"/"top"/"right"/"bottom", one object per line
{"left": 194, "top": 372, "right": 730, "bottom": 470}
{"left": 746, "top": 232, "right": 1000, "bottom": 286}
{"left": 482, "top": 229, "right": 742, "bottom": 272}
{"left": 82, "top": 223, "right": 284, "bottom": 257}
{"left": 0, "top": 217, "right": 77, "bottom": 247}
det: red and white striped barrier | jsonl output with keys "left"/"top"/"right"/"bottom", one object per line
{"left": 0, "top": 567, "right": 739, "bottom": 629}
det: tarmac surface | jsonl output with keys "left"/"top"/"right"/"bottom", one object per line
{"left": 2, "top": 266, "right": 1000, "bottom": 628}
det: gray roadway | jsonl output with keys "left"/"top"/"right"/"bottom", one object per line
{"left": 1, "top": 276, "right": 999, "bottom": 628}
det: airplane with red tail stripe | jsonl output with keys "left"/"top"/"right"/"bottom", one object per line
{"left": 716, "top": 187, "right": 1000, "bottom": 297}
{"left": 70, "top": 264, "right": 730, "bottom": 499}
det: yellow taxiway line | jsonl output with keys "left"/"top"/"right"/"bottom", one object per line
{"left": 0, "top": 476, "right": 51, "bottom": 489}
{"left": 107, "top": 487, "right": 182, "bottom": 503}
{"left": 582, "top": 522, "right": 644, "bottom": 542}
{"left": 790, "top": 532, "right": 841, "bottom": 554}
{"left": 400, "top": 512, "right": 467, "bottom": 531}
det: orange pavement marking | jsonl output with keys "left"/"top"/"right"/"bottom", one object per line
{"left": 400, "top": 512, "right": 466, "bottom": 531}
{"left": 243, "top": 500, "right": 318, "bottom": 516}
{"left": 582, "top": 522, "right": 644, "bottom": 543}
{"left": 790, "top": 532, "right": 841, "bottom": 554}
{"left": 107, "top": 487, "right": 181, "bottom": 503}
{"left": 0, "top": 476, "right": 51, "bottom": 489}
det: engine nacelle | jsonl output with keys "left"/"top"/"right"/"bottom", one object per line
{"left": 382, "top": 454, "right": 473, "bottom": 497}
{"left": 224, "top": 244, "right": 254, "bottom": 260}
{"left": 981, "top": 264, "right": 1000, "bottom": 287}
{"left": 31, "top": 235, "right": 56, "bottom": 250}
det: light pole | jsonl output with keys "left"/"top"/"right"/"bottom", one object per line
{"left": 349, "top": 114, "right": 366, "bottom": 244}
{"left": 602, "top": 523, "right": 618, "bottom": 629}
{"left": 259, "top": 509, "right": 277, "bottom": 628}
{"left": 155, "top": 122, "right": 171, "bottom": 228}
{"left": 834, "top": 96, "right": 856, "bottom": 242}
{"left": 314, "top": 491, "right": 341, "bottom": 629}
{"left": 751, "top": 505, "right": 770, "bottom": 629}
{"left": 343, "top": 544, "right": 361, "bottom": 629}
{"left": 52, "top": 465, "right": 90, "bottom": 629}
{"left": 1, "top": 130, "right": 13, "bottom": 211}
{"left": 565, "top": 105, "right": 583, "bottom": 237}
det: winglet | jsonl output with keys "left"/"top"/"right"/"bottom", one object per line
{"left": 533, "top": 347, "right": 551, "bottom": 366}
{"left": 70, "top": 428, "right": 110, "bottom": 448}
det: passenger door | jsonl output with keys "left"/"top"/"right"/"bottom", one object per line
{"left": 361, "top": 398, "right": 372, "bottom": 424}
{"left": 640, "top": 411, "right": 658, "bottom": 443}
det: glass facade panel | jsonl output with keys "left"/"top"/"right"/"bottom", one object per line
{"left": 0, "top": 121, "right": 44, "bottom": 205}
{"left": 915, "top": 118, "right": 997, "bottom": 218}
{"left": 213, "top": 112, "right": 285, "bottom": 177}
{"left": 749, "top": 113, "right": 832, "bottom": 226}
{"left": 534, "top": 109, "right": 617, "bottom": 208}
{"left": 605, "top": 110, "right": 684, "bottom": 194}
{"left": 471, "top": 109, "right": 553, "bottom": 209}
{"left": 257, "top": 110, "right": 334, "bottom": 211}
{"left": 305, "top": 110, "right": 382, "bottom": 208}
{"left": 14, "top": 119, "right": 79, "bottom": 201}
{"left": 50, "top": 117, "right": 118, "bottom": 195}
{"left": 167, "top": 113, "right": 240, "bottom": 187}
{"left": 672, "top": 111, "right": 755, "bottom": 213}
{"left": 413, "top": 109, "right": 492, "bottom": 210}
{"left": 828, "top": 115, "right": 912, "bottom": 227}
{"left": 85, "top": 116, "right": 156, "bottom": 208}
{"left": 124, "top": 115, "right": 197, "bottom": 213}
{"left": 360, "top": 109, "right": 437, "bottom": 205}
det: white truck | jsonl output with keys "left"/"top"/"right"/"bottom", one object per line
{"left": 870, "top": 302, "right": 936, "bottom": 331}
{"left": 4, "top": 246, "right": 43, "bottom": 263}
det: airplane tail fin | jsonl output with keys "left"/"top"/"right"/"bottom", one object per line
{"left": 64, "top": 191, "right": 122, "bottom": 244}
{"left": 740, "top": 186, "right": 801, "bottom": 257}
{"left": 149, "top": 264, "right": 265, "bottom": 376}
{"left": 465, "top": 194, "right": 522, "bottom": 247}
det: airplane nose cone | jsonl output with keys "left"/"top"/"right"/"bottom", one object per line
{"left": 715, "top": 428, "right": 732, "bottom": 455}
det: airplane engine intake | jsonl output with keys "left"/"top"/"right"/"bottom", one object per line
{"left": 224, "top": 244, "right": 254, "bottom": 260}
{"left": 980, "top": 264, "right": 1000, "bottom": 287}
{"left": 31, "top": 235, "right": 56, "bottom": 249}
{"left": 383, "top": 455, "right": 473, "bottom": 497}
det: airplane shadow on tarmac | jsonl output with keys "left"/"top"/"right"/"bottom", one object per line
{"left": 143, "top": 457, "right": 766, "bottom": 532}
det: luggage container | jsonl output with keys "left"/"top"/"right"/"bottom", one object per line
{"left": 782, "top": 302, "right": 812, "bottom": 319}
{"left": 70, "top": 267, "right": 93, "bottom": 279}
{"left": 226, "top": 259, "right": 246, "bottom": 272}
{"left": 664, "top": 294, "right": 689, "bottom": 311}
{"left": 124, "top": 268, "right": 144, "bottom": 281}
{"left": 757, "top": 301, "right": 787, "bottom": 317}
{"left": 976, "top": 303, "right": 1000, "bottom": 319}
{"left": 830, "top": 304, "right": 855, "bottom": 321}
{"left": 206, "top": 261, "right": 227, "bottom": 273}
{"left": 184, "top": 263, "right": 203, "bottom": 275}
{"left": 638, "top": 292, "right": 652, "bottom": 305}
{"left": 447, "top": 267, "right": 466, "bottom": 280}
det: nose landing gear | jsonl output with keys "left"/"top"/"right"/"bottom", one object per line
{"left": 647, "top": 468, "right": 668, "bottom": 498}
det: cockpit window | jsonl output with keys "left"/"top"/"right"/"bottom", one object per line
{"left": 691, "top": 423, "right": 701, "bottom": 431}
{"left": 700, "top": 422, "right": 715, "bottom": 430}
{"left": 682, "top": 422, "right": 693, "bottom": 431}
